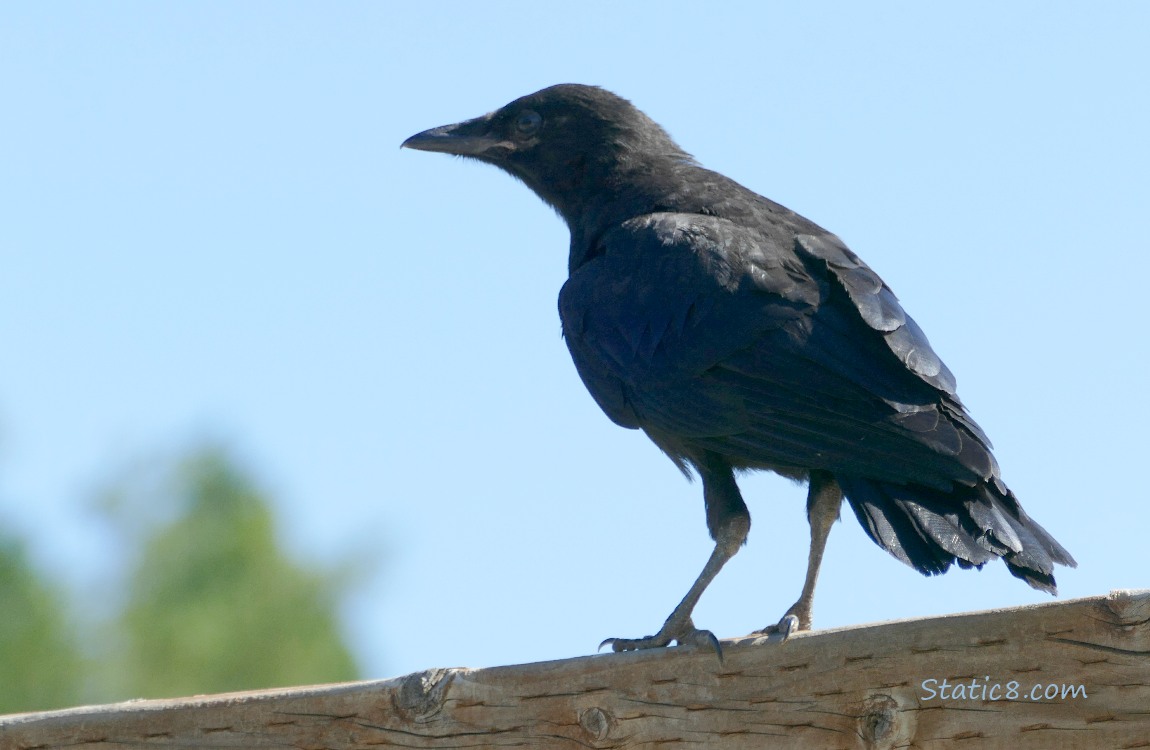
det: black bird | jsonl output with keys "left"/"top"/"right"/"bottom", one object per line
{"left": 401, "top": 84, "right": 1075, "bottom": 653}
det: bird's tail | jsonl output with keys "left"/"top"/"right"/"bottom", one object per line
{"left": 837, "top": 475, "right": 1076, "bottom": 593}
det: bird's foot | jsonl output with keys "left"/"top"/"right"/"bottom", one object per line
{"left": 600, "top": 617, "right": 722, "bottom": 661}
{"left": 752, "top": 609, "right": 805, "bottom": 642}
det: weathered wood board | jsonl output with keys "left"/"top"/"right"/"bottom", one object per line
{"left": 2, "top": 589, "right": 1147, "bottom": 749}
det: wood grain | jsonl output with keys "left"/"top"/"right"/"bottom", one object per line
{"left": 3, "top": 589, "right": 1147, "bottom": 749}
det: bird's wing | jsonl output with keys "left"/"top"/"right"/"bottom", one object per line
{"left": 559, "top": 213, "right": 997, "bottom": 489}
{"left": 791, "top": 233, "right": 955, "bottom": 396}
{"left": 559, "top": 212, "right": 817, "bottom": 434}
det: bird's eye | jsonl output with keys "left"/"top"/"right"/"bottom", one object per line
{"left": 514, "top": 110, "right": 542, "bottom": 137}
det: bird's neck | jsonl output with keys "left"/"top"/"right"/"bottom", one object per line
{"left": 561, "top": 158, "right": 712, "bottom": 274}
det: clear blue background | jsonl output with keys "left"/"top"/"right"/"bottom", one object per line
{"left": 2, "top": 2, "right": 1146, "bottom": 683}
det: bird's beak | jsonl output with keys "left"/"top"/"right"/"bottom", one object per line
{"left": 401, "top": 114, "right": 501, "bottom": 157}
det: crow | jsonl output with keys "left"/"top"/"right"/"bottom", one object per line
{"left": 402, "top": 84, "right": 1075, "bottom": 653}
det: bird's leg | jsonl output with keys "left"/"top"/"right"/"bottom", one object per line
{"left": 600, "top": 520, "right": 746, "bottom": 654}
{"left": 601, "top": 453, "right": 748, "bottom": 657}
{"left": 757, "top": 470, "right": 842, "bottom": 639}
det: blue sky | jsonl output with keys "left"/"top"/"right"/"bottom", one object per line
{"left": 2, "top": 2, "right": 1147, "bottom": 684}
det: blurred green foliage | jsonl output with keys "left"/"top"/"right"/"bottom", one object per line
{"left": 111, "top": 448, "right": 359, "bottom": 697}
{"left": 0, "top": 534, "right": 85, "bottom": 714}
{"left": 0, "top": 445, "right": 363, "bottom": 714}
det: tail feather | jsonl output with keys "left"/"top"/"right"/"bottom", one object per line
{"left": 839, "top": 475, "right": 1076, "bottom": 593}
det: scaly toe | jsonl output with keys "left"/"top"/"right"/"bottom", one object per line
{"left": 598, "top": 632, "right": 673, "bottom": 652}
{"left": 753, "top": 613, "right": 800, "bottom": 642}
{"left": 599, "top": 623, "right": 722, "bottom": 661}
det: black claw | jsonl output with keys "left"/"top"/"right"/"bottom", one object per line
{"left": 707, "top": 631, "right": 724, "bottom": 663}
{"left": 686, "top": 629, "right": 723, "bottom": 663}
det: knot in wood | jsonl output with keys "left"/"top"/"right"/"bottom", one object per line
{"left": 859, "top": 694, "right": 899, "bottom": 749}
{"left": 578, "top": 706, "right": 613, "bottom": 741}
{"left": 394, "top": 667, "right": 457, "bottom": 722}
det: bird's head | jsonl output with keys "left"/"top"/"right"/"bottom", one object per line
{"left": 402, "top": 84, "right": 693, "bottom": 226}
